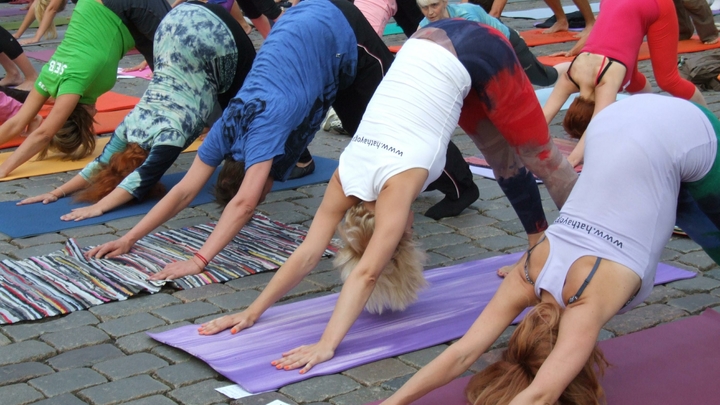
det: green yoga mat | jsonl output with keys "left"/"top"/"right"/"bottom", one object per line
{"left": 0, "top": 16, "right": 71, "bottom": 31}
{"left": 383, "top": 22, "right": 403, "bottom": 36}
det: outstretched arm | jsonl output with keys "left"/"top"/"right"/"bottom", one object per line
{"left": 19, "top": 0, "right": 64, "bottom": 45}
{"left": 85, "top": 155, "right": 217, "bottom": 259}
{"left": 272, "top": 169, "right": 428, "bottom": 374}
{"left": 542, "top": 74, "right": 576, "bottom": 124}
{"left": 14, "top": 0, "right": 38, "bottom": 39}
{"left": 17, "top": 173, "right": 90, "bottom": 205}
{"left": 198, "top": 171, "right": 357, "bottom": 335}
{"left": 0, "top": 91, "right": 71, "bottom": 178}
{"left": 567, "top": 80, "right": 619, "bottom": 166}
{"left": 383, "top": 264, "right": 535, "bottom": 405}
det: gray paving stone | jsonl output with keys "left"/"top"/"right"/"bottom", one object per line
{"left": 490, "top": 325, "right": 517, "bottom": 349}
{"left": 344, "top": 359, "right": 415, "bottom": 385}
{"left": 292, "top": 197, "right": 324, "bottom": 211}
{"left": 2, "top": 311, "right": 99, "bottom": 341}
{"left": 604, "top": 304, "right": 687, "bottom": 336}
{"left": 297, "top": 184, "right": 327, "bottom": 197}
{"left": 230, "top": 392, "right": 298, "bottom": 405}
{"left": 154, "top": 360, "right": 218, "bottom": 389}
{"left": 423, "top": 252, "right": 449, "bottom": 269}
{"left": 31, "top": 393, "right": 87, "bottom": 405}
{"left": 104, "top": 215, "right": 147, "bottom": 231}
{"left": 458, "top": 226, "right": 506, "bottom": 240}
{"left": 74, "top": 234, "right": 123, "bottom": 248}
{"left": 468, "top": 348, "right": 504, "bottom": 373}
{"left": 677, "top": 251, "right": 717, "bottom": 271}
{"left": 115, "top": 322, "right": 192, "bottom": 354}
{"left": 476, "top": 235, "right": 527, "bottom": 252}
{"left": 0, "top": 341, "right": 56, "bottom": 366}
{"left": 225, "top": 272, "right": 275, "bottom": 291}
{"left": 78, "top": 375, "right": 169, "bottom": 405}
{"left": 39, "top": 325, "right": 110, "bottom": 351}
{"left": 93, "top": 353, "right": 168, "bottom": 381}
{"left": 329, "top": 387, "right": 391, "bottom": 405}
{"left": 706, "top": 268, "right": 720, "bottom": 281}
{"left": 162, "top": 216, "right": 212, "bottom": 231}
{"left": 412, "top": 222, "right": 454, "bottom": 237}
{"left": 418, "top": 233, "right": 471, "bottom": 250}
{"left": 151, "top": 302, "right": 221, "bottom": 323}
{"left": 89, "top": 294, "right": 180, "bottom": 321}
{"left": 172, "top": 284, "right": 235, "bottom": 303}
{"left": 644, "top": 286, "right": 686, "bottom": 305}
{"left": 380, "top": 374, "right": 413, "bottom": 392}
{"left": 280, "top": 291, "right": 333, "bottom": 305}
{"left": 667, "top": 276, "right": 720, "bottom": 293}
{"left": 281, "top": 280, "right": 325, "bottom": 300}
{"left": 13, "top": 234, "right": 66, "bottom": 249}
{"left": 306, "top": 272, "right": 343, "bottom": 289}
{"left": 123, "top": 395, "right": 178, "bottom": 405}
{"left": 665, "top": 237, "right": 702, "bottom": 253}
{"left": 0, "top": 332, "right": 10, "bottom": 346}
{"left": 261, "top": 189, "right": 306, "bottom": 204}
{"left": 14, "top": 244, "right": 66, "bottom": 259}
{"left": 0, "top": 241, "right": 17, "bottom": 254}
{"left": 492, "top": 219, "right": 525, "bottom": 236}
{"left": 47, "top": 344, "right": 125, "bottom": 371}
{"left": 433, "top": 243, "right": 488, "bottom": 260}
{"left": 398, "top": 345, "right": 448, "bottom": 368}
{"left": 0, "top": 362, "right": 54, "bottom": 385}
{"left": 668, "top": 294, "right": 720, "bottom": 314}
{"left": 660, "top": 248, "right": 681, "bottom": 262}
{"left": 597, "top": 329, "right": 615, "bottom": 341}
{"left": 29, "top": 368, "right": 107, "bottom": 397}
{"left": 98, "top": 313, "right": 166, "bottom": 338}
{"left": 483, "top": 207, "right": 524, "bottom": 222}
{"left": 280, "top": 375, "right": 361, "bottom": 403}
{"left": 166, "top": 379, "right": 227, "bottom": 405}
{"left": 205, "top": 290, "right": 262, "bottom": 311}
{"left": 59, "top": 225, "right": 113, "bottom": 238}
{"left": 0, "top": 383, "right": 44, "bottom": 405}
{"left": 439, "top": 214, "right": 497, "bottom": 229}
{"left": 151, "top": 346, "right": 193, "bottom": 364}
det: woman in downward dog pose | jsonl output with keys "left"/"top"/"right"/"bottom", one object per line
{"left": 17, "top": 2, "right": 255, "bottom": 221}
{"left": 382, "top": 94, "right": 720, "bottom": 404}
{"left": 544, "top": 0, "right": 707, "bottom": 166}
{"left": 196, "top": 18, "right": 576, "bottom": 373}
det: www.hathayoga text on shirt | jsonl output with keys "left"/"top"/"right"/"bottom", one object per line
{"left": 554, "top": 216, "right": 623, "bottom": 248}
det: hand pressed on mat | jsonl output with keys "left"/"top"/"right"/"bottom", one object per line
{"left": 149, "top": 258, "right": 204, "bottom": 281}
{"left": 198, "top": 311, "right": 257, "bottom": 335}
{"left": 61, "top": 204, "right": 103, "bottom": 221}
{"left": 272, "top": 342, "right": 335, "bottom": 374}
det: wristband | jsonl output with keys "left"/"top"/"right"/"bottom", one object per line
{"left": 194, "top": 252, "right": 209, "bottom": 268}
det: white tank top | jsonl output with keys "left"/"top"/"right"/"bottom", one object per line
{"left": 338, "top": 38, "right": 471, "bottom": 201}
{"left": 535, "top": 95, "right": 717, "bottom": 311}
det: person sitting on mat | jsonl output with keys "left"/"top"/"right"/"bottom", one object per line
{"left": 418, "top": 0, "right": 569, "bottom": 87}
{"left": 16, "top": 2, "right": 255, "bottom": 222}
{"left": 0, "top": 26, "right": 37, "bottom": 90}
{"left": 381, "top": 94, "right": 720, "bottom": 405}
{"left": 544, "top": 0, "right": 708, "bottom": 167}
{"left": 192, "top": 19, "right": 578, "bottom": 374}
{"left": 0, "top": 0, "right": 139, "bottom": 179}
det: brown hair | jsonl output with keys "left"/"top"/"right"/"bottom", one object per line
{"left": 213, "top": 158, "right": 246, "bottom": 207}
{"left": 334, "top": 203, "right": 428, "bottom": 314}
{"left": 38, "top": 104, "right": 96, "bottom": 161}
{"left": 563, "top": 96, "right": 595, "bottom": 139}
{"left": 74, "top": 143, "right": 165, "bottom": 203}
{"left": 466, "top": 302, "right": 608, "bottom": 405}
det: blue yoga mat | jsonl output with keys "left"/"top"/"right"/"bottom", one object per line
{"left": 0, "top": 157, "right": 338, "bottom": 239}
{"left": 383, "top": 22, "right": 404, "bottom": 36}
{"left": 534, "top": 88, "right": 628, "bottom": 110}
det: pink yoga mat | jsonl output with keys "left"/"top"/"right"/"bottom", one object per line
{"left": 0, "top": 8, "right": 27, "bottom": 17}
{"left": 148, "top": 254, "right": 695, "bottom": 393}
{"left": 366, "top": 310, "right": 720, "bottom": 405}
{"left": 26, "top": 48, "right": 141, "bottom": 62}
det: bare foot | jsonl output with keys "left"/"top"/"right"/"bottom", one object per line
{"left": 704, "top": 37, "right": 718, "bottom": 45}
{"left": 14, "top": 79, "right": 36, "bottom": 91}
{"left": 543, "top": 20, "right": 569, "bottom": 34}
{"left": 0, "top": 73, "right": 23, "bottom": 87}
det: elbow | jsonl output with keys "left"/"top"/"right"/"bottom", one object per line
{"left": 351, "top": 267, "right": 379, "bottom": 289}
{"left": 227, "top": 197, "right": 257, "bottom": 220}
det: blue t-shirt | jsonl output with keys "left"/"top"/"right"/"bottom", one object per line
{"left": 419, "top": 3, "right": 510, "bottom": 38}
{"left": 199, "top": 0, "right": 358, "bottom": 181}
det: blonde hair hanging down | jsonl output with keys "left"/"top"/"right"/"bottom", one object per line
{"left": 35, "top": 0, "right": 59, "bottom": 40}
{"left": 334, "top": 203, "right": 428, "bottom": 315}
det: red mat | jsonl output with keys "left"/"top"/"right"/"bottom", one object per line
{"left": 520, "top": 28, "right": 578, "bottom": 47}
{"left": 367, "top": 309, "right": 720, "bottom": 405}
{"left": 539, "top": 35, "right": 720, "bottom": 66}
{"left": 466, "top": 138, "right": 583, "bottom": 172}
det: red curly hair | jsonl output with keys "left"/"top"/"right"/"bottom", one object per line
{"left": 563, "top": 96, "right": 596, "bottom": 139}
{"left": 74, "top": 143, "right": 165, "bottom": 203}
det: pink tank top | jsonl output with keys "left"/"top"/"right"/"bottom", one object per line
{"left": 582, "top": 0, "right": 660, "bottom": 86}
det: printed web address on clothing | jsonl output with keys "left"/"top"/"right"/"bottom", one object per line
{"left": 554, "top": 216, "right": 623, "bottom": 248}
{"left": 351, "top": 135, "right": 404, "bottom": 156}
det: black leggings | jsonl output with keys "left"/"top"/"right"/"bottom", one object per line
{"left": 0, "top": 26, "right": 24, "bottom": 60}
{"left": 102, "top": 0, "right": 171, "bottom": 70}
{"left": 509, "top": 29, "right": 558, "bottom": 86}
{"left": 236, "top": 0, "right": 283, "bottom": 20}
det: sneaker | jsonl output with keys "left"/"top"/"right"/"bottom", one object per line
{"left": 322, "top": 108, "right": 338, "bottom": 131}
{"left": 328, "top": 120, "right": 348, "bottom": 135}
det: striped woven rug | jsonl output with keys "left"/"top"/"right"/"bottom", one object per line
{"left": 0, "top": 215, "right": 335, "bottom": 324}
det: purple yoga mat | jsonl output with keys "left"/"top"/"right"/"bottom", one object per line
{"left": 367, "top": 309, "right": 720, "bottom": 405}
{"left": 148, "top": 254, "right": 695, "bottom": 393}
{"left": 25, "top": 49, "right": 55, "bottom": 62}
{"left": 0, "top": 8, "right": 26, "bottom": 17}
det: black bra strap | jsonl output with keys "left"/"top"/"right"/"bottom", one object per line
{"left": 568, "top": 257, "right": 602, "bottom": 304}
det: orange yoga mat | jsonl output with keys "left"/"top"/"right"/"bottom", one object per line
{"left": 520, "top": 28, "right": 579, "bottom": 47}
{"left": 0, "top": 136, "right": 203, "bottom": 182}
{"left": 538, "top": 36, "right": 720, "bottom": 66}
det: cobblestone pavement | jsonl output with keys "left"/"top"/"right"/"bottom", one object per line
{"left": 2, "top": 1, "right": 720, "bottom": 404}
